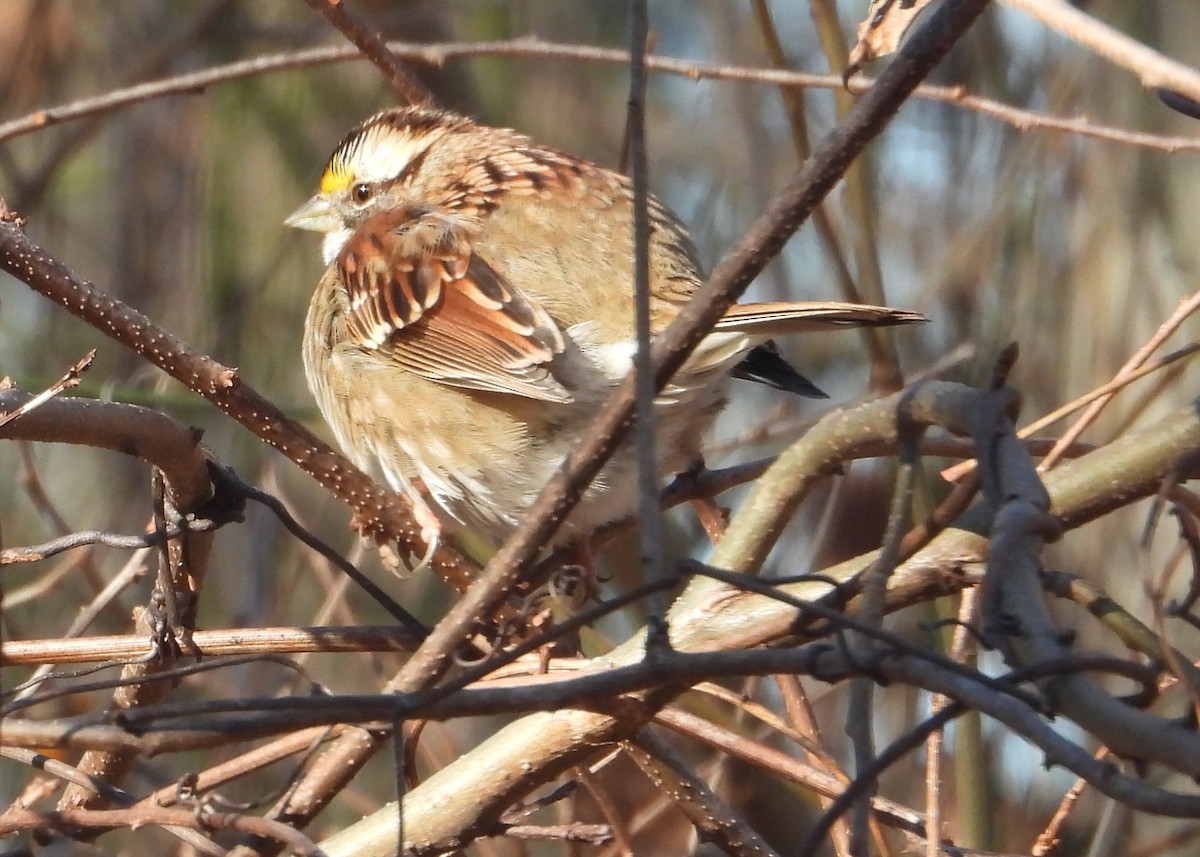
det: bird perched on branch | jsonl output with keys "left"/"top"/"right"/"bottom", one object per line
{"left": 286, "top": 105, "right": 924, "bottom": 561}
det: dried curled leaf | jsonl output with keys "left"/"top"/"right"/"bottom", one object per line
{"left": 847, "top": 0, "right": 936, "bottom": 79}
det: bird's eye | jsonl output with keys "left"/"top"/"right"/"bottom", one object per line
{"left": 351, "top": 183, "right": 373, "bottom": 204}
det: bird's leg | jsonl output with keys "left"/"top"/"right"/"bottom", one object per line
{"left": 355, "top": 477, "right": 443, "bottom": 575}
{"left": 406, "top": 491, "right": 442, "bottom": 572}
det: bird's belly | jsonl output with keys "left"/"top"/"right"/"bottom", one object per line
{"left": 312, "top": 337, "right": 729, "bottom": 548}
{"left": 549, "top": 384, "right": 728, "bottom": 540}
{"left": 417, "top": 389, "right": 727, "bottom": 546}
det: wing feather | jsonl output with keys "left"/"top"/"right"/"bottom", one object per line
{"left": 714, "top": 301, "right": 926, "bottom": 337}
{"left": 336, "top": 206, "right": 571, "bottom": 402}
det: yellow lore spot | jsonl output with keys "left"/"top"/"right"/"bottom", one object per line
{"left": 320, "top": 164, "right": 354, "bottom": 196}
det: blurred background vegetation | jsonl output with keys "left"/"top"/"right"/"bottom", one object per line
{"left": 4, "top": 2, "right": 1200, "bottom": 855}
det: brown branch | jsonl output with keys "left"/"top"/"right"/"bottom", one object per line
{"left": 0, "top": 214, "right": 447, "bottom": 813}
{"left": 299, "top": 0, "right": 435, "bottom": 106}
{"left": 499, "top": 823, "right": 612, "bottom": 844}
{"left": 5, "top": 642, "right": 1025, "bottom": 748}
{"left": 6, "top": 650, "right": 1195, "bottom": 817}
{"left": 138, "top": 726, "right": 348, "bottom": 810}
{"left": 625, "top": 730, "right": 782, "bottom": 857}
{"left": 626, "top": 0, "right": 666, "bottom": 586}
{"left": 655, "top": 706, "right": 925, "bottom": 840}
{"left": 0, "top": 748, "right": 227, "bottom": 855}
{"left": 1, "top": 525, "right": 211, "bottom": 565}
{"left": 574, "top": 766, "right": 634, "bottom": 856}
{"left": 1040, "top": 293, "right": 1200, "bottom": 471}
{"left": 1031, "top": 748, "right": 1108, "bottom": 856}
{"left": 0, "top": 625, "right": 421, "bottom": 666}
{"left": 1000, "top": 0, "right": 1200, "bottom": 104}
{"left": 0, "top": 386, "right": 212, "bottom": 510}
{"left": 8, "top": 384, "right": 1200, "bottom": 845}
{"left": 3, "top": 41, "right": 1197, "bottom": 153}
{"left": 0, "top": 805, "right": 324, "bottom": 855}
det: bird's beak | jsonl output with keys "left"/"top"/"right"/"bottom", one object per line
{"left": 284, "top": 195, "right": 341, "bottom": 233}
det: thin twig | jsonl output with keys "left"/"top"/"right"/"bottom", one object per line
{"left": 3, "top": 41, "right": 1197, "bottom": 153}
{"left": 1, "top": 520, "right": 221, "bottom": 564}
{"left": 657, "top": 705, "right": 925, "bottom": 844}
{"left": 627, "top": 0, "right": 664, "bottom": 594}
{"left": 1, "top": 625, "right": 421, "bottom": 666}
{"left": 625, "top": 731, "right": 782, "bottom": 857}
{"left": 802, "top": 704, "right": 964, "bottom": 857}
{"left": 1001, "top": 0, "right": 1200, "bottom": 104}
{"left": 925, "top": 589, "right": 980, "bottom": 857}
{"left": 1031, "top": 749, "right": 1109, "bottom": 856}
{"left": 1, "top": 748, "right": 227, "bottom": 856}
{"left": 943, "top": 338, "right": 1200, "bottom": 482}
{"left": 1038, "top": 294, "right": 1200, "bottom": 472}
{"left": 217, "top": 467, "right": 427, "bottom": 635}
{"left": 0, "top": 351, "right": 94, "bottom": 429}
{"left": 0, "top": 805, "right": 325, "bottom": 856}
{"left": 846, "top": 406, "right": 922, "bottom": 853}
{"left": 298, "top": 0, "right": 435, "bottom": 106}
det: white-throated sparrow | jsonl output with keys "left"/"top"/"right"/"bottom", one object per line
{"left": 286, "top": 106, "right": 924, "bottom": 555}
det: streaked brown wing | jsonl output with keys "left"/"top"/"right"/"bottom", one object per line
{"left": 337, "top": 207, "right": 571, "bottom": 403}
